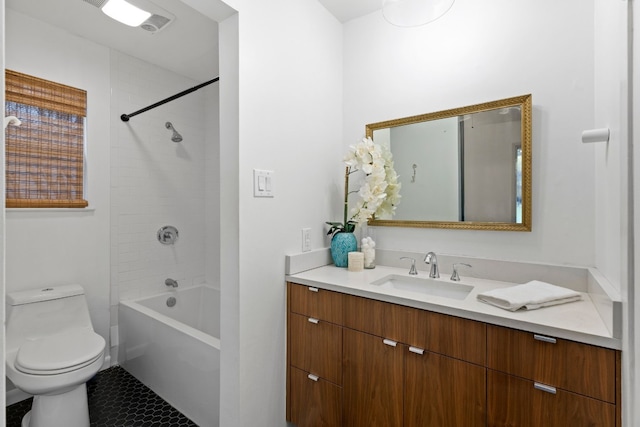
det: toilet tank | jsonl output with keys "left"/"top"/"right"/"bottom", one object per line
{"left": 6, "top": 285, "right": 95, "bottom": 352}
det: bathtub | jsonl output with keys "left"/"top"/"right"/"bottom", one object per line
{"left": 119, "top": 285, "right": 220, "bottom": 427}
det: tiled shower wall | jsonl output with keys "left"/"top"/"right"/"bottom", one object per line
{"left": 109, "top": 50, "right": 217, "bottom": 361}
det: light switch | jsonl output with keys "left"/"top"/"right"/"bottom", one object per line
{"left": 253, "top": 169, "right": 274, "bottom": 197}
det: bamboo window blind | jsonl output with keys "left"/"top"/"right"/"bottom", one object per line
{"left": 5, "top": 69, "right": 88, "bottom": 208}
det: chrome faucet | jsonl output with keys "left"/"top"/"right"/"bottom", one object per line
{"left": 400, "top": 257, "right": 418, "bottom": 275}
{"left": 450, "top": 263, "right": 472, "bottom": 281}
{"left": 424, "top": 252, "right": 439, "bottom": 278}
{"left": 165, "top": 278, "right": 179, "bottom": 288}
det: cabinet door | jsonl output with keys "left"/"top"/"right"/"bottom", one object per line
{"left": 488, "top": 370, "right": 615, "bottom": 427}
{"left": 343, "top": 328, "right": 404, "bottom": 427}
{"left": 290, "top": 313, "right": 342, "bottom": 385}
{"left": 405, "top": 349, "right": 486, "bottom": 427}
{"left": 290, "top": 367, "right": 342, "bottom": 427}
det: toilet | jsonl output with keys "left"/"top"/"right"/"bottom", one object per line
{"left": 6, "top": 285, "right": 106, "bottom": 427}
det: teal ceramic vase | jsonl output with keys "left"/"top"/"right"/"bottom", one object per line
{"left": 330, "top": 232, "right": 357, "bottom": 268}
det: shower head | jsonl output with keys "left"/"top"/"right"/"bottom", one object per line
{"left": 165, "top": 121, "right": 183, "bottom": 143}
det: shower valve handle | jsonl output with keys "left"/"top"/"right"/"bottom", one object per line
{"left": 157, "top": 225, "right": 179, "bottom": 245}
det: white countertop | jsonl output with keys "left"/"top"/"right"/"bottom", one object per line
{"left": 286, "top": 264, "right": 621, "bottom": 350}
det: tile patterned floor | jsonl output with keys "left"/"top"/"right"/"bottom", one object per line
{"left": 6, "top": 366, "right": 198, "bottom": 427}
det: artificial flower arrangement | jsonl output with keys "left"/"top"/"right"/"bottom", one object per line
{"left": 326, "top": 137, "right": 401, "bottom": 237}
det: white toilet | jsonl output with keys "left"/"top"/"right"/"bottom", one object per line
{"left": 6, "top": 285, "right": 106, "bottom": 427}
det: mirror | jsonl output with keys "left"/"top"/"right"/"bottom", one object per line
{"left": 366, "top": 94, "right": 531, "bottom": 231}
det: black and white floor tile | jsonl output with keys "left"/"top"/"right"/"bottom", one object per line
{"left": 6, "top": 366, "right": 198, "bottom": 427}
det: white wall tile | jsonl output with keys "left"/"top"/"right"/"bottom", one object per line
{"left": 110, "top": 50, "right": 217, "bottom": 310}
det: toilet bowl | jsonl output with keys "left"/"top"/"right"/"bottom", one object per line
{"left": 5, "top": 285, "right": 106, "bottom": 427}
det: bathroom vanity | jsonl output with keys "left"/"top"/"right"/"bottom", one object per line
{"left": 285, "top": 257, "right": 621, "bottom": 427}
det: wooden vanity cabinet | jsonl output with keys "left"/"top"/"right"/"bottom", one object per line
{"left": 287, "top": 283, "right": 344, "bottom": 427}
{"left": 286, "top": 282, "right": 620, "bottom": 427}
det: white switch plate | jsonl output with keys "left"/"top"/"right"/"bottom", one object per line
{"left": 302, "top": 228, "right": 311, "bottom": 252}
{"left": 253, "top": 169, "right": 274, "bottom": 197}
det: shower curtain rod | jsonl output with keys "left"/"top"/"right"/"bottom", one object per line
{"left": 120, "top": 77, "right": 220, "bottom": 122}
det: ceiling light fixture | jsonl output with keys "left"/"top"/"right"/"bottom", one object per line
{"left": 101, "top": 0, "right": 152, "bottom": 27}
{"left": 382, "top": 0, "right": 455, "bottom": 27}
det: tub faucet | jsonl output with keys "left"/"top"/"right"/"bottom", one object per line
{"left": 424, "top": 252, "right": 439, "bottom": 278}
{"left": 165, "top": 278, "right": 179, "bottom": 288}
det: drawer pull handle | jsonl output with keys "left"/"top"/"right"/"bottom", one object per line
{"left": 534, "top": 334, "right": 557, "bottom": 344}
{"left": 383, "top": 339, "right": 397, "bottom": 347}
{"left": 409, "top": 346, "right": 425, "bottom": 355}
{"left": 308, "top": 287, "right": 319, "bottom": 292}
{"left": 307, "top": 374, "right": 319, "bottom": 382}
{"left": 308, "top": 317, "right": 319, "bottom": 324}
{"left": 534, "top": 382, "right": 557, "bottom": 394}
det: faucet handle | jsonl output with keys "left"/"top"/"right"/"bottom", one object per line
{"left": 400, "top": 257, "right": 418, "bottom": 275}
{"left": 450, "top": 263, "right": 472, "bottom": 281}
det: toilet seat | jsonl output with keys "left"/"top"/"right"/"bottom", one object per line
{"left": 15, "top": 329, "right": 105, "bottom": 375}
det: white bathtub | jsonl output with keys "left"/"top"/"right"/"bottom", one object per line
{"left": 119, "top": 285, "right": 220, "bottom": 427}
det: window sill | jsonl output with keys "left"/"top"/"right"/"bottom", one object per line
{"left": 6, "top": 207, "right": 96, "bottom": 213}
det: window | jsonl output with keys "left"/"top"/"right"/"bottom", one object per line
{"left": 5, "top": 69, "right": 88, "bottom": 208}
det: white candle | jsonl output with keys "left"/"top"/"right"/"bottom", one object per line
{"left": 348, "top": 252, "right": 364, "bottom": 272}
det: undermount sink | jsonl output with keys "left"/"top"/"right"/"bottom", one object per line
{"left": 370, "top": 274, "right": 473, "bottom": 300}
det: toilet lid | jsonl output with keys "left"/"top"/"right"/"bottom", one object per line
{"left": 15, "top": 329, "right": 105, "bottom": 375}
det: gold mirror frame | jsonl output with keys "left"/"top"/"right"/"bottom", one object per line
{"left": 366, "top": 94, "right": 532, "bottom": 231}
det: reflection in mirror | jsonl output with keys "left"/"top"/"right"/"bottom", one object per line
{"left": 366, "top": 94, "right": 531, "bottom": 231}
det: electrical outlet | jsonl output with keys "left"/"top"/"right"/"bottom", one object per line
{"left": 302, "top": 228, "right": 311, "bottom": 252}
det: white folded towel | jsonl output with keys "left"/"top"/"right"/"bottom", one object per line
{"left": 477, "top": 280, "right": 582, "bottom": 311}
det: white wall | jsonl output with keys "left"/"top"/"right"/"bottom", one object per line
{"left": 109, "top": 50, "right": 209, "bottom": 301}
{"left": 1, "top": 0, "right": 6, "bottom": 416}
{"left": 593, "top": 0, "right": 629, "bottom": 294}
{"left": 235, "top": 3, "right": 342, "bottom": 425}
{"left": 183, "top": 1, "right": 344, "bottom": 426}
{"left": 632, "top": 0, "right": 640, "bottom": 421}
{"left": 205, "top": 83, "right": 221, "bottom": 288}
{"left": 4, "top": 9, "right": 111, "bottom": 360}
{"left": 344, "top": 0, "right": 595, "bottom": 266}
{"left": 591, "top": 0, "right": 632, "bottom": 424}
{"left": 217, "top": 12, "right": 240, "bottom": 426}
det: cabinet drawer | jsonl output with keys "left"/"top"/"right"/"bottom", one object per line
{"left": 487, "top": 325, "right": 615, "bottom": 403}
{"left": 344, "top": 294, "right": 486, "bottom": 365}
{"left": 343, "top": 294, "right": 408, "bottom": 342}
{"left": 289, "top": 367, "right": 342, "bottom": 427}
{"left": 289, "top": 283, "right": 343, "bottom": 324}
{"left": 404, "top": 308, "right": 486, "bottom": 365}
{"left": 488, "top": 370, "right": 615, "bottom": 427}
{"left": 290, "top": 313, "right": 342, "bottom": 385}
